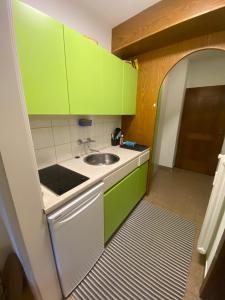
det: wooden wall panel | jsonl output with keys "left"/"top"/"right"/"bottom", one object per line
{"left": 113, "top": 8, "right": 225, "bottom": 59}
{"left": 121, "top": 30, "right": 225, "bottom": 192}
{"left": 112, "top": 0, "right": 225, "bottom": 56}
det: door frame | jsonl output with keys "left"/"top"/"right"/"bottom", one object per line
{"left": 200, "top": 231, "right": 225, "bottom": 300}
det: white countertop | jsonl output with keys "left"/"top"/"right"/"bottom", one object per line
{"left": 41, "top": 146, "right": 150, "bottom": 214}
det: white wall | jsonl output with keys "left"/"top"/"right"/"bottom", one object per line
{"left": 155, "top": 52, "right": 225, "bottom": 169}
{"left": 157, "top": 59, "right": 189, "bottom": 168}
{"left": 0, "top": 217, "right": 12, "bottom": 270}
{"left": 0, "top": 1, "right": 61, "bottom": 299}
{"left": 152, "top": 77, "right": 169, "bottom": 173}
{"left": 186, "top": 55, "right": 225, "bottom": 88}
{"left": 221, "top": 139, "right": 225, "bottom": 154}
{"left": 22, "top": 0, "right": 112, "bottom": 50}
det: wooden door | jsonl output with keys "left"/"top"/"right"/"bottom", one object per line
{"left": 175, "top": 86, "right": 225, "bottom": 175}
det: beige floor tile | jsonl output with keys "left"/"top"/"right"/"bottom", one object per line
{"left": 67, "top": 167, "right": 212, "bottom": 300}
{"left": 146, "top": 167, "right": 213, "bottom": 300}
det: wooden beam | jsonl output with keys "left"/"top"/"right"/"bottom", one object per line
{"left": 112, "top": 0, "right": 225, "bottom": 58}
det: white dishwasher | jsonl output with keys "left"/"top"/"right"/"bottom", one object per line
{"left": 47, "top": 182, "right": 104, "bottom": 297}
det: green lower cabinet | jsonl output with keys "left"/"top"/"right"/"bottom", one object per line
{"left": 137, "top": 161, "right": 149, "bottom": 199}
{"left": 104, "top": 162, "right": 148, "bottom": 243}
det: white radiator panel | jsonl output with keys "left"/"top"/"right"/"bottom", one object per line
{"left": 205, "top": 208, "right": 225, "bottom": 276}
{"left": 197, "top": 154, "right": 225, "bottom": 255}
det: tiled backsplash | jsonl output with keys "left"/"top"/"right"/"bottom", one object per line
{"left": 29, "top": 115, "right": 121, "bottom": 169}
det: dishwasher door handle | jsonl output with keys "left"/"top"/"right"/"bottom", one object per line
{"left": 55, "top": 192, "right": 101, "bottom": 225}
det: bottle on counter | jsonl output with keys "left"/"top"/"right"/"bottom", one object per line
{"left": 120, "top": 134, "right": 124, "bottom": 146}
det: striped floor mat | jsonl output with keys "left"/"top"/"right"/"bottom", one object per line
{"left": 73, "top": 200, "right": 195, "bottom": 300}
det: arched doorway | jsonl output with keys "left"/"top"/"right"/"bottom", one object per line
{"left": 152, "top": 49, "right": 225, "bottom": 177}
{"left": 146, "top": 48, "right": 225, "bottom": 299}
{"left": 122, "top": 36, "right": 225, "bottom": 193}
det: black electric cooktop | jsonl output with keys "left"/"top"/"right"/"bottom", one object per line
{"left": 38, "top": 164, "right": 89, "bottom": 196}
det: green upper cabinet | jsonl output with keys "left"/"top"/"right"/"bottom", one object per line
{"left": 122, "top": 62, "right": 138, "bottom": 115}
{"left": 13, "top": 1, "right": 69, "bottom": 114}
{"left": 100, "top": 48, "right": 123, "bottom": 115}
{"left": 64, "top": 25, "right": 103, "bottom": 115}
{"left": 14, "top": 1, "right": 138, "bottom": 115}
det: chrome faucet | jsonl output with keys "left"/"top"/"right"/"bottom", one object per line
{"left": 86, "top": 138, "right": 100, "bottom": 153}
{"left": 77, "top": 138, "right": 100, "bottom": 153}
{"left": 77, "top": 139, "right": 88, "bottom": 145}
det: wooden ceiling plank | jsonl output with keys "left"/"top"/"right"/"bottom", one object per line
{"left": 112, "top": 0, "right": 225, "bottom": 58}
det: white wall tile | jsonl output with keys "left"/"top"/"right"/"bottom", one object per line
{"left": 104, "top": 135, "right": 111, "bottom": 147}
{"left": 55, "top": 144, "right": 73, "bottom": 162}
{"left": 78, "top": 126, "right": 87, "bottom": 140}
{"left": 53, "top": 126, "right": 70, "bottom": 145}
{"left": 103, "top": 122, "right": 112, "bottom": 136}
{"left": 103, "top": 129, "right": 111, "bottom": 146}
{"left": 90, "top": 116, "right": 102, "bottom": 125}
{"left": 104, "top": 115, "right": 117, "bottom": 123}
{"left": 87, "top": 125, "right": 95, "bottom": 138}
{"left": 29, "top": 116, "right": 51, "bottom": 129}
{"left": 69, "top": 116, "right": 79, "bottom": 126}
{"left": 69, "top": 125, "right": 79, "bottom": 142}
{"left": 71, "top": 142, "right": 86, "bottom": 157}
{"left": 35, "top": 147, "right": 56, "bottom": 169}
{"left": 29, "top": 115, "right": 122, "bottom": 168}
{"left": 86, "top": 126, "right": 92, "bottom": 138}
{"left": 51, "top": 116, "right": 70, "bottom": 127}
{"left": 31, "top": 128, "right": 54, "bottom": 150}
{"left": 93, "top": 123, "right": 103, "bottom": 138}
{"left": 71, "top": 142, "right": 79, "bottom": 156}
{"left": 96, "top": 135, "right": 104, "bottom": 149}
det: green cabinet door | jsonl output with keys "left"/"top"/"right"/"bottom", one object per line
{"left": 104, "top": 162, "right": 148, "bottom": 242}
{"left": 137, "top": 162, "right": 148, "bottom": 201}
{"left": 14, "top": 1, "right": 69, "bottom": 114}
{"left": 64, "top": 26, "right": 103, "bottom": 114}
{"left": 100, "top": 48, "right": 123, "bottom": 115}
{"left": 122, "top": 62, "right": 138, "bottom": 115}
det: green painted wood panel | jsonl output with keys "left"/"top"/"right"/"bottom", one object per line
{"left": 122, "top": 63, "right": 138, "bottom": 115}
{"left": 137, "top": 162, "right": 148, "bottom": 200}
{"left": 100, "top": 48, "right": 123, "bottom": 115}
{"left": 104, "top": 162, "right": 148, "bottom": 242}
{"left": 14, "top": 1, "right": 69, "bottom": 114}
{"left": 64, "top": 26, "right": 104, "bottom": 114}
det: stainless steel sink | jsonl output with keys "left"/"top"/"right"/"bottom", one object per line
{"left": 84, "top": 153, "right": 120, "bottom": 166}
